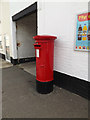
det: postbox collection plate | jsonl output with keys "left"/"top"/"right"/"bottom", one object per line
{"left": 36, "top": 49, "right": 39, "bottom": 58}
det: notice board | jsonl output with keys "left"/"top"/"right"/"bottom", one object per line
{"left": 75, "top": 12, "right": 90, "bottom": 51}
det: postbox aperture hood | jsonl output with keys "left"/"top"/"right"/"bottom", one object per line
{"left": 33, "top": 35, "right": 57, "bottom": 40}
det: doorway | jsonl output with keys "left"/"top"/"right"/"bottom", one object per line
{"left": 16, "top": 12, "right": 37, "bottom": 63}
{"left": 12, "top": 2, "right": 37, "bottom": 76}
{"left": 16, "top": 13, "right": 37, "bottom": 63}
{"left": 12, "top": 2, "right": 37, "bottom": 64}
{"left": 16, "top": 12, "right": 37, "bottom": 76}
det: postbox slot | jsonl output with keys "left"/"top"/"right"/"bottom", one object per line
{"left": 34, "top": 43, "right": 41, "bottom": 49}
{"left": 34, "top": 45, "right": 41, "bottom": 47}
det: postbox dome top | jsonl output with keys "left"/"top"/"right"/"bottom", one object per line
{"left": 33, "top": 35, "right": 57, "bottom": 40}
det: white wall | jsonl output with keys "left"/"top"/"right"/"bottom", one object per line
{"left": 0, "top": 1, "right": 11, "bottom": 57}
{"left": 10, "top": 0, "right": 36, "bottom": 16}
{"left": 16, "top": 13, "right": 36, "bottom": 59}
{"left": 38, "top": 2, "right": 89, "bottom": 81}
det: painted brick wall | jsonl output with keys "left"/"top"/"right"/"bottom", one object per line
{"left": 38, "top": 1, "right": 89, "bottom": 81}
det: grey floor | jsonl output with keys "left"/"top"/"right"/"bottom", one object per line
{"left": 17, "top": 61, "right": 36, "bottom": 76}
{"left": 0, "top": 58, "right": 13, "bottom": 119}
{"left": 0, "top": 58, "right": 13, "bottom": 69}
{"left": 1, "top": 59, "right": 89, "bottom": 118}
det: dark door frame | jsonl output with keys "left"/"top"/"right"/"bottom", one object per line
{"left": 12, "top": 2, "right": 37, "bottom": 35}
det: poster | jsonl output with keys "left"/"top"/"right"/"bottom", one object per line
{"left": 75, "top": 12, "right": 90, "bottom": 51}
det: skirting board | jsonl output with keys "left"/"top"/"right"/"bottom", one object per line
{"left": 10, "top": 57, "right": 36, "bottom": 65}
{"left": 54, "top": 71, "right": 90, "bottom": 100}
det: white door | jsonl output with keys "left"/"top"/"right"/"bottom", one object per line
{"left": 4, "top": 35, "right": 10, "bottom": 62}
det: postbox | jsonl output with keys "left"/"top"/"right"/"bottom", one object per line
{"left": 33, "top": 35, "right": 57, "bottom": 94}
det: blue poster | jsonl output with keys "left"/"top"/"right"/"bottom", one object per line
{"left": 75, "top": 12, "right": 90, "bottom": 51}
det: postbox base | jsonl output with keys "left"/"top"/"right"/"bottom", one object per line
{"left": 36, "top": 80, "right": 53, "bottom": 94}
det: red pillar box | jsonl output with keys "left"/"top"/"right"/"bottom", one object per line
{"left": 33, "top": 35, "right": 57, "bottom": 94}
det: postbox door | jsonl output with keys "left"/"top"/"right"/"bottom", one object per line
{"left": 36, "top": 42, "right": 47, "bottom": 82}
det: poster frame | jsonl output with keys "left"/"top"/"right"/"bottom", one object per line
{"left": 74, "top": 12, "right": 90, "bottom": 52}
